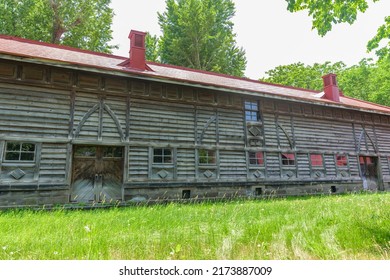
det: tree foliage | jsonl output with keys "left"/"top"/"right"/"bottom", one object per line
{"left": 285, "top": 0, "right": 389, "bottom": 56}
{"left": 261, "top": 61, "right": 347, "bottom": 91}
{"left": 145, "top": 33, "right": 160, "bottom": 62}
{"left": 156, "top": 0, "right": 246, "bottom": 77}
{"left": 0, "top": 0, "right": 116, "bottom": 53}
{"left": 260, "top": 57, "right": 390, "bottom": 106}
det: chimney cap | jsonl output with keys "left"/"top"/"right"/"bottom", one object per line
{"left": 128, "top": 30, "right": 147, "bottom": 39}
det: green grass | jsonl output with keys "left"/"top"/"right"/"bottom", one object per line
{"left": 0, "top": 193, "right": 389, "bottom": 260}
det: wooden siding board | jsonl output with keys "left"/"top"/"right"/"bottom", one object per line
{"left": 219, "top": 150, "right": 246, "bottom": 179}
{"left": 128, "top": 146, "right": 149, "bottom": 180}
{"left": 130, "top": 100, "right": 196, "bottom": 143}
{"left": 263, "top": 113, "right": 278, "bottom": 148}
{"left": 294, "top": 117, "right": 355, "bottom": 152}
{"left": 177, "top": 149, "right": 196, "bottom": 179}
{"left": 373, "top": 126, "right": 390, "bottom": 153}
{"left": 39, "top": 143, "right": 67, "bottom": 182}
{"left": 0, "top": 85, "right": 70, "bottom": 139}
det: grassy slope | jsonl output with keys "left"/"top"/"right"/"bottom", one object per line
{"left": 0, "top": 193, "right": 389, "bottom": 260}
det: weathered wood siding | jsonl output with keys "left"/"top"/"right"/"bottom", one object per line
{"left": 0, "top": 85, "right": 70, "bottom": 139}
{"left": 39, "top": 143, "right": 68, "bottom": 182}
{"left": 1, "top": 58, "right": 390, "bottom": 206}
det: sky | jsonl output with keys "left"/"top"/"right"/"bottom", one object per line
{"left": 109, "top": 0, "right": 390, "bottom": 80}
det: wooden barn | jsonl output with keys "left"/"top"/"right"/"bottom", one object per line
{"left": 0, "top": 30, "right": 390, "bottom": 206}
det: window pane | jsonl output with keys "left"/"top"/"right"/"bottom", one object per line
{"left": 249, "top": 152, "right": 256, "bottom": 165}
{"left": 74, "top": 146, "right": 96, "bottom": 157}
{"left": 103, "top": 147, "right": 123, "bottom": 158}
{"left": 256, "top": 152, "right": 264, "bottom": 165}
{"left": 199, "top": 149, "right": 215, "bottom": 164}
{"left": 245, "top": 101, "right": 257, "bottom": 110}
{"left": 22, "top": 143, "right": 35, "bottom": 152}
{"left": 163, "top": 149, "right": 172, "bottom": 157}
{"left": 21, "top": 152, "right": 34, "bottom": 161}
{"left": 282, "top": 153, "right": 295, "bottom": 165}
{"left": 208, "top": 151, "right": 216, "bottom": 164}
{"left": 310, "top": 154, "right": 323, "bottom": 167}
{"left": 244, "top": 101, "right": 252, "bottom": 110}
{"left": 336, "top": 155, "right": 347, "bottom": 166}
{"left": 154, "top": 156, "right": 163, "bottom": 163}
{"left": 154, "top": 149, "right": 163, "bottom": 156}
{"left": 5, "top": 152, "right": 19, "bottom": 161}
{"left": 249, "top": 151, "right": 264, "bottom": 165}
{"left": 164, "top": 154, "right": 172, "bottom": 163}
{"left": 6, "top": 142, "right": 20, "bottom": 152}
{"left": 250, "top": 112, "right": 257, "bottom": 121}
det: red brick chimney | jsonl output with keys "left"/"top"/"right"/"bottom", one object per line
{"left": 322, "top": 73, "right": 340, "bottom": 102}
{"left": 128, "top": 30, "right": 147, "bottom": 71}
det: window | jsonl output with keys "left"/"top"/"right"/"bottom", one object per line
{"left": 281, "top": 153, "right": 295, "bottom": 166}
{"left": 153, "top": 148, "right": 172, "bottom": 164}
{"left": 245, "top": 100, "right": 260, "bottom": 121}
{"left": 199, "top": 149, "right": 216, "bottom": 164}
{"left": 310, "top": 154, "right": 323, "bottom": 167}
{"left": 249, "top": 151, "right": 264, "bottom": 166}
{"left": 4, "top": 142, "right": 36, "bottom": 162}
{"left": 74, "top": 146, "right": 96, "bottom": 158}
{"left": 103, "top": 147, "right": 123, "bottom": 158}
{"left": 336, "top": 154, "right": 348, "bottom": 166}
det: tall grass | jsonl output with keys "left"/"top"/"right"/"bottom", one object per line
{"left": 0, "top": 193, "right": 389, "bottom": 260}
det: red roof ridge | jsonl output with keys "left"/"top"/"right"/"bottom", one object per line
{"left": 0, "top": 34, "right": 127, "bottom": 60}
{"left": 147, "top": 61, "right": 319, "bottom": 94}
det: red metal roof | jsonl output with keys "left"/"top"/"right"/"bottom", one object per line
{"left": 1, "top": 34, "right": 390, "bottom": 114}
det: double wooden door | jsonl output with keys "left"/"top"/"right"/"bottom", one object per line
{"left": 71, "top": 145, "right": 124, "bottom": 203}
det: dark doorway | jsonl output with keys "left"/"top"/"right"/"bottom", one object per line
{"left": 359, "top": 156, "right": 379, "bottom": 190}
{"left": 71, "top": 145, "right": 124, "bottom": 203}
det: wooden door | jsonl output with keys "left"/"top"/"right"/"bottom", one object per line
{"left": 71, "top": 145, "right": 124, "bottom": 203}
{"left": 359, "top": 156, "right": 379, "bottom": 190}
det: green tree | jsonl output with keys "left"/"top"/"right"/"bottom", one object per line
{"left": 260, "top": 58, "right": 390, "bottom": 106}
{"left": 157, "top": 0, "right": 247, "bottom": 77}
{"left": 0, "top": 0, "right": 116, "bottom": 53}
{"left": 260, "top": 61, "right": 347, "bottom": 91}
{"left": 145, "top": 33, "right": 160, "bottom": 62}
{"left": 369, "top": 56, "right": 390, "bottom": 105}
{"left": 337, "top": 59, "right": 374, "bottom": 101}
{"left": 285, "top": 0, "right": 389, "bottom": 56}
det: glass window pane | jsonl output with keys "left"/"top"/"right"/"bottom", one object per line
{"left": 251, "top": 112, "right": 257, "bottom": 121}
{"left": 154, "top": 156, "right": 163, "bottom": 163}
{"left": 103, "top": 147, "right": 123, "bottom": 158}
{"left": 199, "top": 149, "right": 216, "bottom": 164}
{"left": 6, "top": 142, "right": 20, "bottom": 152}
{"left": 163, "top": 149, "right": 172, "bottom": 157}
{"left": 256, "top": 152, "right": 264, "bottom": 165}
{"left": 164, "top": 155, "right": 172, "bottom": 163}
{"left": 74, "top": 146, "right": 96, "bottom": 157}
{"left": 245, "top": 111, "right": 251, "bottom": 121}
{"left": 282, "top": 153, "right": 295, "bottom": 165}
{"left": 5, "top": 152, "right": 20, "bottom": 161}
{"left": 336, "top": 155, "right": 347, "bottom": 166}
{"left": 21, "top": 152, "right": 34, "bottom": 161}
{"left": 154, "top": 149, "right": 163, "bottom": 156}
{"left": 311, "top": 154, "right": 323, "bottom": 167}
{"left": 207, "top": 150, "right": 215, "bottom": 164}
{"left": 22, "top": 143, "right": 35, "bottom": 152}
